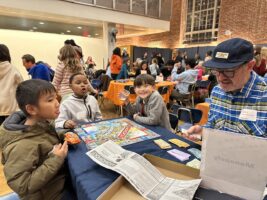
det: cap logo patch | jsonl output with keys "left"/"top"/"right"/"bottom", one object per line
{"left": 216, "top": 52, "right": 229, "bottom": 59}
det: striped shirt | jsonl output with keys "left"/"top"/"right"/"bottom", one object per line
{"left": 52, "top": 62, "right": 96, "bottom": 97}
{"left": 206, "top": 72, "right": 267, "bottom": 137}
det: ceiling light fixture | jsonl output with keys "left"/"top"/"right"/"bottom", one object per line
{"left": 66, "top": 30, "right": 71, "bottom": 33}
{"left": 95, "top": 33, "right": 99, "bottom": 36}
{"left": 88, "top": 35, "right": 91, "bottom": 37}
{"left": 77, "top": 26, "right": 82, "bottom": 29}
{"left": 33, "top": 27, "right": 38, "bottom": 30}
{"left": 39, "top": 22, "right": 45, "bottom": 25}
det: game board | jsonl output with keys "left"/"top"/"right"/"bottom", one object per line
{"left": 74, "top": 118, "right": 160, "bottom": 149}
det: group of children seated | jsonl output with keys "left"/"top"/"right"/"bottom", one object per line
{"left": 0, "top": 73, "right": 171, "bottom": 199}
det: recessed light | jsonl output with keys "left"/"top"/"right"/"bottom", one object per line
{"left": 95, "top": 33, "right": 99, "bottom": 36}
{"left": 66, "top": 30, "right": 71, "bottom": 33}
{"left": 39, "top": 22, "right": 45, "bottom": 25}
{"left": 77, "top": 26, "right": 82, "bottom": 29}
{"left": 33, "top": 27, "right": 38, "bottom": 30}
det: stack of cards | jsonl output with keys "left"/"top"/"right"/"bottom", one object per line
{"left": 167, "top": 149, "right": 191, "bottom": 161}
{"left": 154, "top": 139, "right": 171, "bottom": 149}
{"left": 169, "top": 138, "right": 190, "bottom": 148}
{"left": 186, "top": 159, "right": 201, "bottom": 169}
{"left": 188, "top": 148, "right": 201, "bottom": 159}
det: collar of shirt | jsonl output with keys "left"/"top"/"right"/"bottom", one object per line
{"left": 239, "top": 71, "right": 257, "bottom": 98}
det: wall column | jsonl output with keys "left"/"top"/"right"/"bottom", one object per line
{"left": 103, "top": 22, "right": 116, "bottom": 68}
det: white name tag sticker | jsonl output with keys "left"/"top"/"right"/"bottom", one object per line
{"left": 239, "top": 109, "right": 257, "bottom": 121}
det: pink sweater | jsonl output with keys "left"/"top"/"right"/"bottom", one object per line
{"left": 52, "top": 62, "right": 96, "bottom": 96}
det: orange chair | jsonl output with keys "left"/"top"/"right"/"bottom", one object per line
{"left": 195, "top": 102, "right": 210, "bottom": 125}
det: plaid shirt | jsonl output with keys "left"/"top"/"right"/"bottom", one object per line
{"left": 206, "top": 72, "right": 267, "bottom": 137}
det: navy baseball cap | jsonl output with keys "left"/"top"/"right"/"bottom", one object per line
{"left": 204, "top": 38, "right": 254, "bottom": 69}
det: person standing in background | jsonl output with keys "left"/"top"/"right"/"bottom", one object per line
{"left": 22, "top": 54, "right": 51, "bottom": 81}
{"left": 85, "top": 56, "right": 96, "bottom": 67}
{"left": 252, "top": 50, "right": 267, "bottom": 77}
{"left": 0, "top": 44, "right": 23, "bottom": 124}
{"left": 110, "top": 47, "right": 122, "bottom": 80}
{"left": 53, "top": 45, "right": 97, "bottom": 99}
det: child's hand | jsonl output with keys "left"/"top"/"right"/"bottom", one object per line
{"left": 64, "top": 120, "right": 76, "bottom": 129}
{"left": 118, "top": 90, "right": 130, "bottom": 104}
{"left": 52, "top": 141, "right": 68, "bottom": 159}
{"left": 133, "top": 113, "right": 140, "bottom": 120}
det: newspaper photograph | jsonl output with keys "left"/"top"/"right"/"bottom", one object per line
{"left": 87, "top": 140, "right": 201, "bottom": 200}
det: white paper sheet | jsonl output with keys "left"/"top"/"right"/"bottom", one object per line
{"left": 200, "top": 128, "right": 267, "bottom": 200}
{"left": 87, "top": 140, "right": 201, "bottom": 200}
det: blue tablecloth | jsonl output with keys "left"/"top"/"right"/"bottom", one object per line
{"left": 67, "top": 118, "right": 200, "bottom": 200}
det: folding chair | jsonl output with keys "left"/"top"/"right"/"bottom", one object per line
{"left": 158, "top": 86, "right": 169, "bottom": 103}
{"left": 176, "top": 107, "right": 202, "bottom": 133}
{"left": 158, "top": 86, "right": 168, "bottom": 95}
{"left": 178, "top": 83, "right": 196, "bottom": 107}
{"left": 124, "top": 85, "right": 135, "bottom": 94}
{"left": 169, "top": 104, "right": 181, "bottom": 130}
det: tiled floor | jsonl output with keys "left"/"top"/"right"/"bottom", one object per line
{"left": 0, "top": 99, "right": 119, "bottom": 196}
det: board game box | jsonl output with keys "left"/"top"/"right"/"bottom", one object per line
{"left": 74, "top": 118, "right": 160, "bottom": 149}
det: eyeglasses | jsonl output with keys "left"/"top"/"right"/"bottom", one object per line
{"left": 211, "top": 64, "right": 244, "bottom": 78}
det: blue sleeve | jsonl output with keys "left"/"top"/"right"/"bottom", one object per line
{"left": 34, "top": 65, "right": 51, "bottom": 81}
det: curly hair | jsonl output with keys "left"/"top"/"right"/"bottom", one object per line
{"left": 59, "top": 45, "right": 82, "bottom": 73}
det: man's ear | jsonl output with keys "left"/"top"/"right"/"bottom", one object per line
{"left": 246, "top": 61, "right": 254, "bottom": 72}
{"left": 25, "top": 104, "right": 38, "bottom": 116}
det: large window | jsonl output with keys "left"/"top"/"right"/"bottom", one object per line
{"left": 184, "top": 0, "right": 221, "bottom": 44}
{"left": 61, "top": 0, "right": 172, "bottom": 20}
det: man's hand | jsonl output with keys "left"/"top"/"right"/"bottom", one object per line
{"left": 183, "top": 125, "right": 203, "bottom": 141}
{"left": 52, "top": 141, "right": 68, "bottom": 159}
{"left": 64, "top": 120, "right": 76, "bottom": 129}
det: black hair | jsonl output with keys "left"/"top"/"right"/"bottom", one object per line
{"left": 166, "top": 60, "right": 175, "bottom": 66}
{"left": 88, "top": 64, "right": 95, "bottom": 68}
{"left": 206, "top": 50, "right": 212, "bottom": 56}
{"left": 16, "top": 79, "right": 56, "bottom": 116}
{"left": 134, "top": 74, "right": 155, "bottom": 87}
{"left": 113, "top": 47, "right": 121, "bottom": 57}
{"left": 140, "top": 61, "right": 148, "bottom": 68}
{"left": 69, "top": 72, "right": 85, "bottom": 84}
{"left": 64, "top": 39, "right": 78, "bottom": 47}
{"left": 22, "top": 54, "right": 35, "bottom": 64}
{"left": 185, "top": 58, "right": 196, "bottom": 68}
{"left": 0, "top": 44, "right": 11, "bottom": 62}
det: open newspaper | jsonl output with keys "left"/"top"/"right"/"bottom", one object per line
{"left": 87, "top": 140, "right": 201, "bottom": 200}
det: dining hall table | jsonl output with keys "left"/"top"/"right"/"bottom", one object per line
{"left": 105, "top": 79, "right": 175, "bottom": 105}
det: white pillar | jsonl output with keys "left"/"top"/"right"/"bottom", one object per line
{"left": 103, "top": 22, "right": 116, "bottom": 68}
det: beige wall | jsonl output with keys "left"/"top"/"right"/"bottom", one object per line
{"left": 0, "top": 29, "right": 104, "bottom": 80}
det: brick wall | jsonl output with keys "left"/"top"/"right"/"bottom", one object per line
{"left": 117, "top": 0, "right": 267, "bottom": 48}
{"left": 218, "top": 0, "right": 267, "bottom": 44}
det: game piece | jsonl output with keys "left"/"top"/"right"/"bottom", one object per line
{"left": 154, "top": 139, "right": 172, "bottom": 149}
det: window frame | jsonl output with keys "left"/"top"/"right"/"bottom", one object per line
{"left": 184, "top": 0, "right": 221, "bottom": 44}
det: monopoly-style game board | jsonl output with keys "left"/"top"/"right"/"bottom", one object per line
{"left": 74, "top": 118, "right": 160, "bottom": 149}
